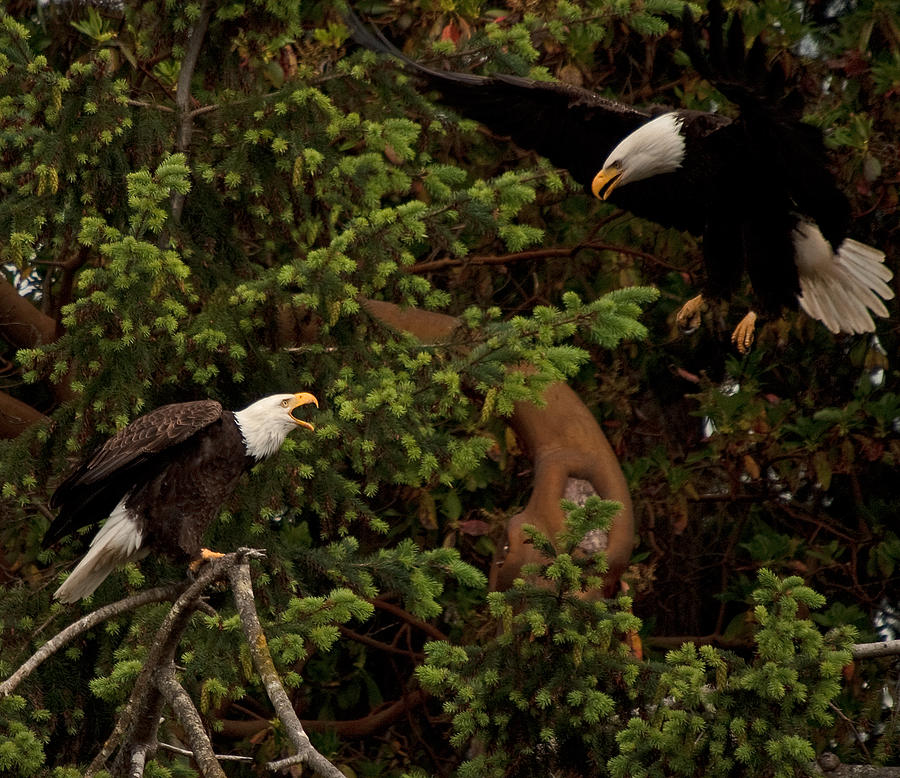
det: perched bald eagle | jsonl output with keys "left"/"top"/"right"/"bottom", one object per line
{"left": 347, "top": 1, "right": 893, "bottom": 350}
{"left": 44, "top": 392, "right": 318, "bottom": 602}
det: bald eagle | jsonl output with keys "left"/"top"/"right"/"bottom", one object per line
{"left": 44, "top": 392, "right": 318, "bottom": 602}
{"left": 347, "top": 1, "right": 893, "bottom": 350}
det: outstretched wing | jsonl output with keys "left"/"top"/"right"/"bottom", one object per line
{"left": 346, "top": 7, "right": 727, "bottom": 234}
{"left": 44, "top": 400, "right": 224, "bottom": 546}
{"left": 345, "top": 6, "right": 651, "bottom": 188}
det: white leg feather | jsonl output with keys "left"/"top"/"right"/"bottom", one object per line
{"left": 794, "top": 224, "right": 894, "bottom": 335}
{"left": 53, "top": 499, "right": 144, "bottom": 603}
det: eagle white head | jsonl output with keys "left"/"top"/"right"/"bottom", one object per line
{"left": 234, "top": 392, "right": 318, "bottom": 460}
{"left": 592, "top": 112, "right": 687, "bottom": 199}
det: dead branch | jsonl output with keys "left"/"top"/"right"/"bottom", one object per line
{"left": 0, "top": 584, "right": 181, "bottom": 698}
{"left": 158, "top": 742, "right": 253, "bottom": 762}
{"left": 155, "top": 664, "right": 227, "bottom": 778}
{"left": 0, "top": 548, "right": 350, "bottom": 778}
{"left": 851, "top": 640, "right": 900, "bottom": 660}
{"left": 90, "top": 554, "right": 241, "bottom": 776}
{"left": 227, "top": 561, "right": 346, "bottom": 777}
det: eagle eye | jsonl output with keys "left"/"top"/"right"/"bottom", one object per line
{"left": 280, "top": 399, "right": 289, "bottom": 407}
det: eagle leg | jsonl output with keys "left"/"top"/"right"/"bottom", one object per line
{"left": 189, "top": 547, "right": 227, "bottom": 572}
{"left": 676, "top": 294, "right": 706, "bottom": 333}
{"left": 731, "top": 311, "right": 758, "bottom": 354}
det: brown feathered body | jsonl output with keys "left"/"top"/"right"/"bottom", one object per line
{"left": 44, "top": 393, "right": 317, "bottom": 602}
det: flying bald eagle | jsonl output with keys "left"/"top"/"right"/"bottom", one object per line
{"left": 347, "top": 1, "right": 893, "bottom": 350}
{"left": 44, "top": 392, "right": 318, "bottom": 602}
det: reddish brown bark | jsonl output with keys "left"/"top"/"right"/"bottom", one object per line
{"left": 356, "top": 300, "right": 635, "bottom": 593}
{"left": 220, "top": 691, "right": 427, "bottom": 740}
{"left": 497, "top": 382, "right": 633, "bottom": 595}
{"left": 0, "top": 276, "right": 57, "bottom": 347}
{"left": 0, "top": 391, "right": 46, "bottom": 438}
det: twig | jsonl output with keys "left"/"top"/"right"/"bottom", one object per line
{"left": 338, "top": 624, "right": 424, "bottom": 659}
{"left": 227, "top": 562, "right": 346, "bottom": 778}
{"left": 156, "top": 664, "right": 227, "bottom": 778}
{"left": 0, "top": 585, "right": 181, "bottom": 698}
{"left": 158, "top": 741, "right": 253, "bottom": 762}
{"left": 126, "top": 99, "right": 175, "bottom": 113}
{"left": 299, "top": 690, "right": 427, "bottom": 737}
{"left": 371, "top": 598, "right": 449, "bottom": 642}
{"left": 406, "top": 239, "right": 679, "bottom": 274}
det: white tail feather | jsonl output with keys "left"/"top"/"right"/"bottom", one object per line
{"left": 794, "top": 224, "right": 894, "bottom": 335}
{"left": 54, "top": 500, "right": 144, "bottom": 603}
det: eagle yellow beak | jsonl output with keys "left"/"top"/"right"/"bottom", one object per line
{"left": 591, "top": 165, "right": 623, "bottom": 200}
{"left": 288, "top": 392, "right": 318, "bottom": 430}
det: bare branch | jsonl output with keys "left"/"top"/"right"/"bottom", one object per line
{"left": 128, "top": 744, "right": 148, "bottom": 778}
{"left": 0, "top": 585, "right": 181, "bottom": 698}
{"left": 88, "top": 554, "right": 249, "bottom": 776}
{"left": 159, "top": 742, "right": 253, "bottom": 762}
{"left": 156, "top": 664, "right": 227, "bottom": 778}
{"left": 227, "top": 562, "right": 346, "bottom": 778}
{"left": 851, "top": 640, "right": 900, "bottom": 659}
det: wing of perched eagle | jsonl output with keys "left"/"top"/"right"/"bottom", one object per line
{"left": 44, "top": 400, "right": 224, "bottom": 547}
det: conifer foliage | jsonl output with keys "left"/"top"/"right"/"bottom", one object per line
{"left": 0, "top": 0, "right": 898, "bottom": 776}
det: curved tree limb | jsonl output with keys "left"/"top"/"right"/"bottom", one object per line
{"left": 0, "top": 390, "right": 46, "bottom": 439}
{"left": 357, "top": 299, "right": 635, "bottom": 592}
{"left": 0, "top": 276, "right": 57, "bottom": 347}
{"left": 497, "top": 381, "right": 633, "bottom": 594}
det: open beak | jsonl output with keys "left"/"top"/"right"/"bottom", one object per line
{"left": 288, "top": 392, "right": 318, "bottom": 431}
{"left": 591, "top": 166, "right": 623, "bottom": 200}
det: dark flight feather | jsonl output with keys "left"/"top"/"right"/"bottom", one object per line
{"left": 346, "top": 1, "right": 891, "bottom": 338}
{"left": 44, "top": 400, "right": 225, "bottom": 547}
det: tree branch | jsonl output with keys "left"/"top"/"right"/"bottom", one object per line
{"left": 0, "top": 585, "right": 181, "bottom": 698}
{"left": 227, "top": 562, "right": 346, "bottom": 777}
{"left": 851, "top": 640, "right": 900, "bottom": 659}
{"left": 88, "top": 554, "right": 248, "bottom": 776}
{"left": 169, "top": 1, "right": 211, "bottom": 226}
{"left": 156, "top": 664, "right": 227, "bottom": 778}
{"left": 0, "top": 275, "right": 57, "bottom": 347}
{"left": 406, "top": 240, "right": 680, "bottom": 274}
{"left": 0, "top": 390, "right": 46, "bottom": 439}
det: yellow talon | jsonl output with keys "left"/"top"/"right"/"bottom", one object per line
{"left": 676, "top": 294, "right": 705, "bottom": 334}
{"left": 189, "top": 548, "right": 226, "bottom": 572}
{"left": 731, "top": 311, "right": 757, "bottom": 354}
